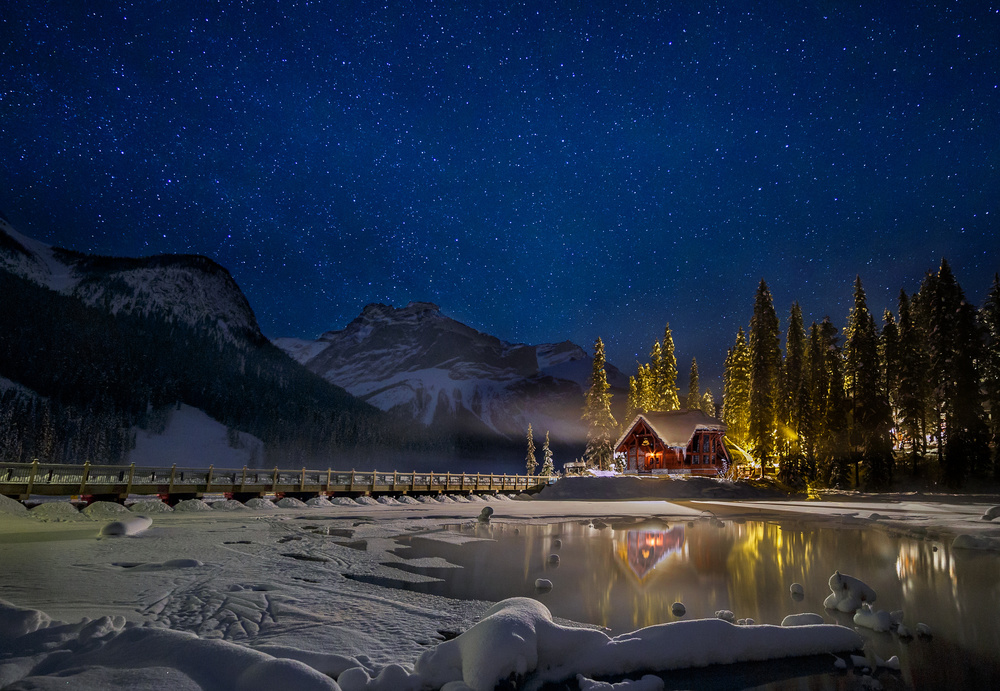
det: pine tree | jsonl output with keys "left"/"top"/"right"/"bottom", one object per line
{"left": 656, "top": 325, "right": 681, "bottom": 411}
{"left": 583, "top": 337, "right": 617, "bottom": 471}
{"left": 722, "top": 328, "right": 751, "bottom": 449}
{"left": 686, "top": 357, "right": 700, "bottom": 410}
{"left": 701, "top": 389, "right": 715, "bottom": 416}
{"left": 896, "top": 290, "right": 928, "bottom": 471}
{"left": 748, "top": 280, "right": 782, "bottom": 470}
{"left": 525, "top": 423, "right": 537, "bottom": 475}
{"left": 778, "top": 302, "right": 808, "bottom": 486}
{"left": 982, "top": 274, "right": 1000, "bottom": 479}
{"left": 815, "top": 318, "right": 851, "bottom": 487}
{"left": 541, "top": 431, "right": 555, "bottom": 476}
{"left": 880, "top": 309, "right": 901, "bottom": 442}
{"left": 624, "top": 376, "right": 641, "bottom": 426}
{"left": 843, "top": 276, "right": 894, "bottom": 489}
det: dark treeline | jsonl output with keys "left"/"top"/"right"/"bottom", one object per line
{"left": 0, "top": 270, "right": 476, "bottom": 467}
{"left": 721, "top": 260, "right": 1000, "bottom": 489}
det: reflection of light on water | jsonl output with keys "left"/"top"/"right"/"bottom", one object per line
{"left": 613, "top": 527, "right": 686, "bottom": 581}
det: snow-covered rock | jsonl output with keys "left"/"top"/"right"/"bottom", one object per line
{"left": 853, "top": 604, "right": 893, "bottom": 632}
{"left": 100, "top": 515, "right": 153, "bottom": 537}
{"left": 781, "top": 613, "right": 824, "bottom": 627}
{"left": 823, "top": 571, "right": 876, "bottom": 613}
{"left": 414, "top": 597, "right": 863, "bottom": 691}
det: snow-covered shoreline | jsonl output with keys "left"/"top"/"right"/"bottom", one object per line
{"left": 2, "top": 494, "right": 999, "bottom": 689}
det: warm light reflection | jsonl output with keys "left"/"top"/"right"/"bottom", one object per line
{"left": 613, "top": 527, "right": 686, "bottom": 581}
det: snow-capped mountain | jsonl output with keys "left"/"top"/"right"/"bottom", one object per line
{"left": 275, "top": 302, "right": 627, "bottom": 443}
{"left": 0, "top": 217, "right": 261, "bottom": 344}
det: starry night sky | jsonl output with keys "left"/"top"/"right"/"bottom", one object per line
{"left": 3, "top": 1, "right": 998, "bottom": 388}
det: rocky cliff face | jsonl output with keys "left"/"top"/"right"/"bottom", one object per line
{"left": 275, "top": 302, "right": 627, "bottom": 443}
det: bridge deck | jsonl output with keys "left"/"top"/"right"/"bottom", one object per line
{"left": 0, "top": 461, "right": 552, "bottom": 502}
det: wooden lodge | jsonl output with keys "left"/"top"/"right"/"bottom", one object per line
{"left": 614, "top": 410, "right": 731, "bottom": 476}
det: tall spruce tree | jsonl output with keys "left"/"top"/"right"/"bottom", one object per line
{"left": 541, "top": 431, "right": 555, "bottom": 476}
{"left": 983, "top": 274, "right": 1000, "bottom": 479}
{"left": 624, "top": 376, "right": 641, "bottom": 426}
{"left": 525, "top": 423, "right": 537, "bottom": 475}
{"left": 896, "top": 290, "right": 928, "bottom": 471}
{"left": 701, "top": 389, "right": 715, "bottom": 416}
{"left": 843, "top": 277, "right": 894, "bottom": 489}
{"left": 722, "top": 328, "right": 751, "bottom": 449}
{"left": 816, "top": 318, "right": 851, "bottom": 487}
{"left": 778, "top": 302, "right": 808, "bottom": 485}
{"left": 880, "top": 309, "right": 901, "bottom": 440}
{"left": 583, "top": 337, "right": 617, "bottom": 471}
{"left": 686, "top": 358, "right": 700, "bottom": 410}
{"left": 657, "top": 325, "right": 681, "bottom": 411}
{"left": 748, "top": 280, "right": 782, "bottom": 470}
{"left": 918, "top": 260, "right": 987, "bottom": 486}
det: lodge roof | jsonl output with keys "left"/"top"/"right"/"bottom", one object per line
{"left": 613, "top": 409, "right": 727, "bottom": 451}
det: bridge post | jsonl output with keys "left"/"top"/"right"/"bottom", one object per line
{"left": 78, "top": 462, "right": 91, "bottom": 496}
{"left": 205, "top": 465, "right": 213, "bottom": 493}
{"left": 300, "top": 467, "right": 306, "bottom": 492}
{"left": 411, "top": 470, "right": 416, "bottom": 494}
{"left": 349, "top": 470, "right": 355, "bottom": 493}
{"left": 124, "top": 464, "right": 136, "bottom": 498}
{"left": 168, "top": 465, "right": 177, "bottom": 493}
{"left": 240, "top": 467, "right": 247, "bottom": 492}
{"left": 326, "top": 469, "right": 332, "bottom": 494}
{"left": 271, "top": 467, "right": 279, "bottom": 494}
{"left": 428, "top": 471, "right": 434, "bottom": 493}
{"left": 24, "top": 459, "right": 39, "bottom": 498}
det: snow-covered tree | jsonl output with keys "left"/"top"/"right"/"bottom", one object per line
{"left": 656, "top": 325, "right": 681, "bottom": 411}
{"left": 982, "top": 274, "right": 1000, "bottom": 478}
{"left": 686, "top": 357, "right": 700, "bottom": 410}
{"left": 583, "top": 338, "right": 617, "bottom": 471}
{"left": 700, "top": 389, "right": 715, "bottom": 416}
{"left": 748, "top": 280, "right": 782, "bottom": 469}
{"left": 722, "top": 327, "right": 751, "bottom": 449}
{"left": 541, "top": 431, "right": 555, "bottom": 476}
{"left": 525, "top": 423, "right": 537, "bottom": 475}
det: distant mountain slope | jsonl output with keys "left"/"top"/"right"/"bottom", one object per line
{"left": 275, "top": 302, "right": 628, "bottom": 446}
{"left": 0, "top": 219, "right": 384, "bottom": 467}
{"left": 1, "top": 218, "right": 259, "bottom": 345}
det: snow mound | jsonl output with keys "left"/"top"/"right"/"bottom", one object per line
{"left": 981, "top": 506, "right": 1000, "bottom": 521}
{"left": 397, "top": 495, "right": 420, "bottom": 504}
{"left": 823, "top": 571, "right": 876, "bottom": 613}
{"left": 101, "top": 515, "right": 153, "bottom": 537}
{"left": 417, "top": 495, "right": 439, "bottom": 503}
{"left": 577, "top": 674, "right": 665, "bottom": 690}
{"left": 376, "top": 496, "right": 400, "bottom": 505}
{"left": 245, "top": 498, "right": 276, "bottom": 510}
{"left": 780, "top": 613, "right": 824, "bottom": 627}
{"left": 414, "top": 597, "right": 863, "bottom": 690}
{"left": 0, "top": 599, "right": 51, "bottom": 646}
{"left": 0, "top": 494, "right": 29, "bottom": 516}
{"left": 275, "top": 497, "right": 308, "bottom": 508}
{"left": 173, "top": 499, "right": 213, "bottom": 512}
{"left": 853, "top": 604, "right": 893, "bottom": 632}
{"left": 307, "top": 496, "right": 334, "bottom": 507}
{"left": 212, "top": 499, "right": 249, "bottom": 511}
{"left": 82, "top": 501, "right": 131, "bottom": 519}
{"left": 29, "top": 501, "right": 85, "bottom": 522}
{"left": 331, "top": 497, "right": 359, "bottom": 506}
{"left": 129, "top": 499, "right": 173, "bottom": 513}
{"left": 354, "top": 496, "right": 379, "bottom": 506}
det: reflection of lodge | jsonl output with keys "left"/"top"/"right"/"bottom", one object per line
{"left": 614, "top": 410, "right": 730, "bottom": 475}
{"left": 615, "top": 527, "right": 686, "bottom": 580}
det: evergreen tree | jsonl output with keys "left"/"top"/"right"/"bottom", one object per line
{"left": 525, "top": 423, "right": 537, "bottom": 475}
{"left": 637, "top": 364, "right": 656, "bottom": 412}
{"left": 540, "top": 431, "right": 555, "bottom": 476}
{"left": 778, "top": 302, "right": 808, "bottom": 485}
{"left": 896, "top": 290, "right": 928, "bottom": 471}
{"left": 843, "top": 277, "right": 894, "bottom": 489}
{"left": 648, "top": 341, "right": 663, "bottom": 408}
{"left": 686, "top": 358, "right": 700, "bottom": 410}
{"left": 880, "top": 309, "right": 901, "bottom": 443}
{"left": 624, "top": 376, "right": 641, "bottom": 426}
{"left": 748, "top": 280, "right": 782, "bottom": 470}
{"left": 722, "top": 328, "right": 751, "bottom": 449}
{"left": 815, "top": 318, "right": 851, "bottom": 487}
{"left": 701, "top": 389, "right": 715, "bottom": 416}
{"left": 656, "top": 325, "right": 681, "bottom": 411}
{"left": 982, "top": 274, "right": 1000, "bottom": 479}
{"left": 583, "top": 338, "right": 617, "bottom": 471}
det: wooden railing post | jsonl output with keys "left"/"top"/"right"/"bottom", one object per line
{"left": 24, "top": 460, "right": 39, "bottom": 497}
{"left": 349, "top": 470, "right": 356, "bottom": 492}
{"left": 300, "top": 467, "right": 306, "bottom": 492}
{"left": 168, "top": 465, "right": 177, "bottom": 493}
{"left": 240, "top": 467, "right": 247, "bottom": 492}
{"left": 326, "top": 469, "right": 332, "bottom": 494}
{"left": 411, "top": 470, "right": 416, "bottom": 493}
{"left": 272, "top": 467, "right": 279, "bottom": 493}
{"left": 78, "top": 462, "right": 91, "bottom": 496}
{"left": 204, "top": 465, "right": 213, "bottom": 493}
{"left": 124, "top": 463, "right": 136, "bottom": 497}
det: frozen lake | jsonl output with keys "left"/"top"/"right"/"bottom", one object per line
{"left": 389, "top": 515, "right": 1000, "bottom": 689}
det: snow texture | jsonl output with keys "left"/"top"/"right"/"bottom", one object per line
{"left": 822, "top": 571, "right": 877, "bottom": 613}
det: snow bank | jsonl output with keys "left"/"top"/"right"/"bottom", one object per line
{"left": 129, "top": 498, "right": 173, "bottom": 513}
{"left": 0, "top": 599, "right": 51, "bottom": 646}
{"left": 173, "top": 498, "right": 213, "bottom": 512}
{"left": 275, "top": 497, "right": 308, "bottom": 509}
{"left": 397, "top": 495, "right": 420, "bottom": 504}
{"left": 781, "top": 613, "right": 824, "bottom": 627}
{"left": 100, "top": 515, "right": 153, "bottom": 537}
{"left": 213, "top": 499, "right": 250, "bottom": 511}
{"left": 245, "top": 497, "right": 276, "bottom": 510}
{"left": 577, "top": 674, "right": 664, "bottom": 690}
{"left": 0, "top": 494, "right": 28, "bottom": 516}
{"left": 81, "top": 501, "right": 131, "bottom": 518}
{"left": 28, "top": 501, "right": 85, "bottom": 522}
{"left": 414, "top": 597, "right": 862, "bottom": 691}
{"left": 307, "top": 496, "right": 334, "bottom": 507}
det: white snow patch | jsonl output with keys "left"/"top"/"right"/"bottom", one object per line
{"left": 129, "top": 404, "right": 264, "bottom": 469}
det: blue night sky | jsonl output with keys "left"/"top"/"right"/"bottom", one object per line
{"left": 2, "top": 1, "right": 998, "bottom": 389}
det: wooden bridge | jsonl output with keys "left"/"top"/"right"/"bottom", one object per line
{"left": 0, "top": 461, "right": 554, "bottom": 505}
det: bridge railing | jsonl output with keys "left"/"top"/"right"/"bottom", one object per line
{"left": 0, "top": 460, "right": 554, "bottom": 500}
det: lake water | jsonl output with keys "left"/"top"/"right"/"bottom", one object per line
{"left": 389, "top": 516, "right": 1000, "bottom": 690}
